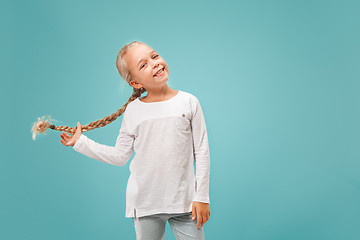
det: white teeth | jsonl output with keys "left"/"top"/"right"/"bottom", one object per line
{"left": 155, "top": 68, "right": 164, "bottom": 76}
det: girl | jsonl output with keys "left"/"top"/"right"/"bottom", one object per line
{"left": 33, "top": 41, "right": 211, "bottom": 240}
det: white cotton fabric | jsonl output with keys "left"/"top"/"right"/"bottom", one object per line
{"left": 72, "top": 90, "right": 210, "bottom": 218}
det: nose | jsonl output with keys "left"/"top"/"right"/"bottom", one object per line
{"left": 151, "top": 59, "right": 159, "bottom": 69}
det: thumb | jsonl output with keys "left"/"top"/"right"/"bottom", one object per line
{"left": 192, "top": 204, "right": 196, "bottom": 220}
{"left": 77, "top": 122, "right": 82, "bottom": 131}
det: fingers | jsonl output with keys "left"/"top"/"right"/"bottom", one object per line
{"left": 196, "top": 212, "right": 203, "bottom": 228}
{"left": 60, "top": 132, "right": 71, "bottom": 141}
{"left": 196, "top": 210, "right": 211, "bottom": 228}
{"left": 192, "top": 205, "right": 202, "bottom": 229}
{"left": 197, "top": 214, "right": 210, "bottom": 228}
{"left": 60, "top": 131, "right": 74, "bottom": 146}
{"left": 60, "top": 138, "right": 69, "bottom": 146}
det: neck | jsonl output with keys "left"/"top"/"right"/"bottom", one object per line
{"left": 143, "top": 84, "right": 177, "bottom": 101}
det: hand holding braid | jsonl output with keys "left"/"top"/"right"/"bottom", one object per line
{"left": 31, "top": 87, "right": 146, "bottom": 140}
{"left": 60, "top": 122, "right": 83, "bottom": 147}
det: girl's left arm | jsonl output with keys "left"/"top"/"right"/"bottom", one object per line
{"left": 191, "top": 96, "right": 210, "bottom": 204}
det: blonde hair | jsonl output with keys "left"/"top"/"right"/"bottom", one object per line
{"left": 31, "top": 41, "right": 147, "bottom": 140}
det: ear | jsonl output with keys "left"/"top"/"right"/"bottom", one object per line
{"left": 129, "top": 80, "right": 143, "bottom": 89}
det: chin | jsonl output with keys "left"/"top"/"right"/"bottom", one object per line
{"left": 162, "top": 76, "right": 169, "bottom": 82}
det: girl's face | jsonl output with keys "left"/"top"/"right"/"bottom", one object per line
{"left": 125, "top": 44, "right": 169, "bottom": 90}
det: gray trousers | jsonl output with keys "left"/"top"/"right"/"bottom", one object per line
{"left": 132, "top": 211, "right": 205, "bottom": 240}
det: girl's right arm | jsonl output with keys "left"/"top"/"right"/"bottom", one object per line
{"left": 71, "top": 117, "right": 135, "bottom": 167}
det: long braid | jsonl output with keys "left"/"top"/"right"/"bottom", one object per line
{"left": 32, "top": 87, "right": 146, "bottom": 139}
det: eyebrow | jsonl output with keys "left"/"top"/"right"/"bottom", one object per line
{"left": 137, "top": 50, "right": 157, "bottom": 67}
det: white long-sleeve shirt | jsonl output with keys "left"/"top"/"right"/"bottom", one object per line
{"left": 72, "top": 90, "right": 210, "bottom": 218}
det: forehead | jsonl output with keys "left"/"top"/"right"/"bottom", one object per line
{"left": 126, "top": 44, "right": 155, "bottom": 65}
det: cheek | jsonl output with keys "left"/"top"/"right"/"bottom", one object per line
{"left": 146, "top": 68, "right": 153, "bottom": 76}
{"left": 141, "top": 69, "right": 152, "bottom": 78}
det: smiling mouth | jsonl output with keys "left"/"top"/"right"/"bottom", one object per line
{"left": 154, "top": 67, "right": 165, "bottom": 77}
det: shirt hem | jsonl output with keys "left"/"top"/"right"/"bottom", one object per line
{"left": 126, "top": 205, "right": 193, "bottom": 218}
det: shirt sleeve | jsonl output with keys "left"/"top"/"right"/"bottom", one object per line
{"left": 72, "top": 114, "right": 135, "bottom": 167}
{"left": 191, "top": 96, "right": 211, "bottom": 204}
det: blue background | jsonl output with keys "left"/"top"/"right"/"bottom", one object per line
{"left": 1, "top": 0, "right": 360, "bottom": 239}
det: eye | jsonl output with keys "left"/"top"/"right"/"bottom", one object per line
{"left": 140, "top": 54, "right": 159, "bottom": 69}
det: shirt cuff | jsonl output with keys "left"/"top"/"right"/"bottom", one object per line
{"left": 193, "top": 199, "right": 210, "bottom": 204}
{"left": 73, "top": 134, "right": 86, "bottom": 151}
{"left": 193, "top": 195, "right": 210, "bottom": 204}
